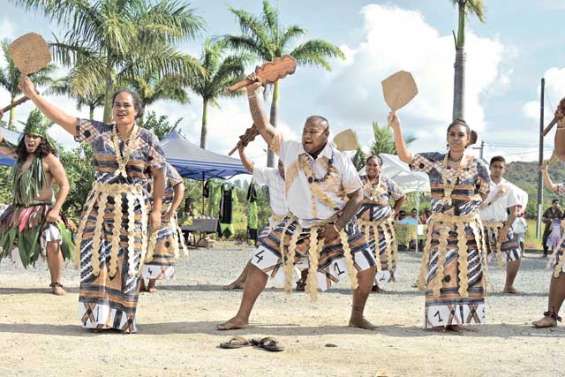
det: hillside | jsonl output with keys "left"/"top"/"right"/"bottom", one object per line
{"left": 505, "top": 160, "right": 565, "bottom": 216}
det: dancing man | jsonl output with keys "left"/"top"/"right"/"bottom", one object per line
{"left": 390, "top": 113, "right": 491, "bottom": 331}
{"left": 533, "top": 163, "right": 565, "bottom": 328}
{"left": 142, "top": 162, "right": 186, "bottom": 292}
{"left": 0, "top": 110, "right": 73, "bottom": 295}
{"left": 224, "top": 143, "right": 288, "bottom": 290}
{"left": 357, "top": 154, "right": 405, "bottom": 292}
{"left": 479, "top": 156, "right": 524, "bottom": 293}
{"left": 19, "top": 75, "right": 165, "bottom": 333}
{"left": 218, "top": 77, "right": 376, "bottom": 330}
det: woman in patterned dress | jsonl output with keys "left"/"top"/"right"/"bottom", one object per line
{"left": 389, "top": 112, "right": 491, "bottom": 331}
{"left": 357, "top": 155, "right": 405, "bottom": 291}
{"left": 532, "top": 162, "right": 565, "bottom": 328}
{"left": 142, "top": 162, "right": 186, "bottom": 292}
{"left": 19, "top": 75, "right": 165, "bottom": 333}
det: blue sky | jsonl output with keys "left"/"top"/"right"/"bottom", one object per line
{"left": 1, "top": 0, "right": 565, "bottom": 163}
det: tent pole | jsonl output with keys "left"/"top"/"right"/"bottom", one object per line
{"left": 415, "top": 192, "right": 420, "bottom": 253}
{"left": 201, "top": 173, "right": 205, "bottom": 215}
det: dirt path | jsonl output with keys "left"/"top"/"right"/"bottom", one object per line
{"left": 1, "top": 246, "right": 563, "bottom": 377}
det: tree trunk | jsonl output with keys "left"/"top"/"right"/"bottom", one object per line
{"left": 267, "top": 80, "right": 280, "bottom": 167}
{"left": 102, "top": 55, "right": 114, "bottom": 124}
{"left": 452, "top": 47, "right": 466, "bottom": 121}
{"left": 452, "top": 2, "right": 466, "bottom": 121}
{"left": 8, "top": 95, "right": 15, "bottom": 130}
{"left": 89, "top": 105, "right": 95, "bottom": 121}
{"left": 200, "top": 98, "right": 208, "bottom": 149}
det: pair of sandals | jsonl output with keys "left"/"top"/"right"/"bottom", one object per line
{"left": 219, "top": 336, "right": 284, "bottom": 352}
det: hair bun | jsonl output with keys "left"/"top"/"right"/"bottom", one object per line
{"left": 468, "top": 130, "right": 478, "bottom": 146}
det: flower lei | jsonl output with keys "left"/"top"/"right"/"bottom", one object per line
{"left": 112, "top": 124, "right": 138, "bottom": 178}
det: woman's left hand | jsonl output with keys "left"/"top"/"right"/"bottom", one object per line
{"left": 150, "top": 209, "right": 161, "bottom": 232}
{"left": 320, "top": 223, "right": 340, "bottom": 243}
{"left": 46, "top": 208, "right": 62, "bottom": 224}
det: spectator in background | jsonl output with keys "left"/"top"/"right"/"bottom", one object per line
{"left": 397, "top": 210, "right": 406, "bottom": 222}
{"left": 513, "top": 207, "right": 528, "bottom": 257}
{"left": 542, "top": 199, "right": 562, "bottom": 257}
{"left": 420, "top": 208, "right": 432, "bottom": 224}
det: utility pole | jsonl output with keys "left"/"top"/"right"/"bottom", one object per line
{"left": 479, "top": 140, "right": 485, "bottom": 161}
{"left": 536, "top": 78, "right": 545, "bottom": 238}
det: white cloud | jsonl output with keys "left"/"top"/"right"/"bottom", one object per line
{"left": 522, "top": 67, "right": 565, "bottom": 121}
{"left": 0, "top": 19, "right": 14, "bottom": 40}
{"left": 150, "top": 96, "right": 297, "bottom": 166}
{"left": 317, "top": 4, "right": 507, "bottom": 153}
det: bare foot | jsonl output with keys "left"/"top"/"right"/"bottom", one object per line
{"left": 445, "top": 325, "right": 463, "bottom": 333}
{"left": 49, "top": 282, "right": 65, "bottom": 296}
{"left": 532, "top": 316, "right": 557, "bottom": 328}
{"left": 502, "top": 286, "right": 520, "bottom": 294}
{"left": 217, "top": 317, "right": 249, "bottom": 331}
{"left": 147, "top": 279, "right": 157, "bottom": 293}
{"left": 223, "top": 281, "right": 245, "bottom": 290}
{"left": 348, "top": 317, "right": 376, "bottom": 330}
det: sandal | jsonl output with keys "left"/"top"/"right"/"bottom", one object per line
{"left": 219, "top": 336, "right": 251, "bottom": 349}
{"left": 49, "top": 282, "right": 65, "bottom": 296}
{"left": 532, "top": 311, "right": 561, "bottom": 328}
{"left": 251, "top": 337, "right": 284, "bottom": 352}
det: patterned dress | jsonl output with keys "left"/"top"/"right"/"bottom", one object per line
{"left": 410, "top": 152, "right": 490, "bottom": 328}
{"left": 74, "top": 119, "right": 165, "bottom": 333}
{"left": 143, "top": 162, "right": 186, "bottom": 281}
{"left": 357, "top": 175, "right": 404, "bottom": 288}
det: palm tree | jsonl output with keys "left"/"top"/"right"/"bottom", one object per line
{"left": 128, "top": 72, "right": 190, "bottom": 124}
{"left": 11, "top": 0, "right": 204, "bottom": 123}
{"left": 0, "top": 40, "right": 56, "bottom": 129}
{"left": 48, "top": 75, "right": 105, "bottom": 121}
{"left": 370, "top": 122, "right": 416, "bottom": 156}
{"left": 225, "top": 0, "right": 344, "bottom": 166}
{"left": 189, "top": 39, "right": 246, "bottom": 149}
{"left": 451, "top": 0, "right": 485, "bottom": 121}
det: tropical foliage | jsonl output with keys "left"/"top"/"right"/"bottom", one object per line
{"left": 225, "top": 0, "right": 344, "bottom": 165}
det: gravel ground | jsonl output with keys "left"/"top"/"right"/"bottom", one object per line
{"left": 0, "top": 244, "right": 564, "bottom": 377}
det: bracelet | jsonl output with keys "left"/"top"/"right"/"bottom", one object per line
{"left": 332, "top": 223, "right": 341, "bottom": 233}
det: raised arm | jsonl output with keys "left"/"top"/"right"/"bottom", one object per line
{"left": 388, "top": 111, "right": 413, "bottom": 163}
{"left": 542, "top": 162, "right": 559, "bottom": 193}
{"left": 246, "top": 77, "right": 278, "bottom": 151}
{"left": 19, "top": 75, "right": 78, "bottom": 137}
{"left": 237, "top": 144, "right": 254, "bottom": 173}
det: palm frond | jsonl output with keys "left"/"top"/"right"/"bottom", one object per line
{"left": 290, "top": 40, "right": 345, "bottom": 71}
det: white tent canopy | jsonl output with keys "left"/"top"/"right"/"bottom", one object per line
{"left": 360, "top": 153, "right": 430, "bottom": 193}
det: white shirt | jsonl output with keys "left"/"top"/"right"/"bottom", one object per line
{"left": 513, "top": 217, "right": 527, "bottom": 234}
{"left": 253, "top": 167, "right": 288, "bottom": 217}
{"left": 480, "top": 178, "right": 521, "bottom": 222}
{"left": 273, "top": 134, "right": 362, "bottom": 224}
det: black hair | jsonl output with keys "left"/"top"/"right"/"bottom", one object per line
{"left": 112, "top": 88, "right": 144, "bottom": 120}
{"left": 447, "top": 118, "right": 478, "bottom": 147}
{"left": 306, "top": 115, "right": 330, "bottom": 131}
{"left": 366, "top": 154, "right": 383, "bottom": 165}
{"left": 552, "top": 199, "right": 559, "bottom": 204}
{"left": 15, "top": 136, "right": 56, "bottom": 161}
{"left": 490, "top": 155, "right": 506, "bottom": 166}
